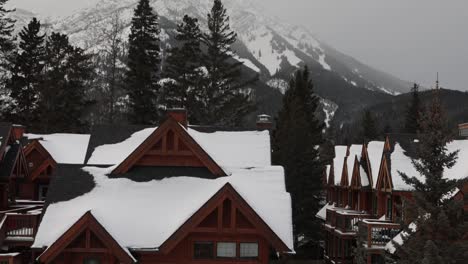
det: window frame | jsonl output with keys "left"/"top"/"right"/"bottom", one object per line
{"left": 193, "top": 241, "right": 215, "bottom": 260}
{"left": 239, "top": 242, "right": 259, "bottom": 259}
{"left": 216, "top": 242, "right": 237, "bottom": 259}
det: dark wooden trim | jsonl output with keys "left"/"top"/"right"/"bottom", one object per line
{"left": 111, "top": 117, "right": 226, "bottom": 177}
{"left": 38, "top": 211, "right": 135, "bottom": 264}
{"left": 159, "top": 183, "right": 291, "bottom": 255}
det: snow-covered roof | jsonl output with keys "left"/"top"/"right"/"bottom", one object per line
{"left": 316, "top": 203, "right": 334, "bottom": 221}
{"left": 333, "top": 146, "right": 348, "bottom": 185}
{"left": 359, "top": 166, "right": 370, "bottom": 187}
{"left": 26, "top": 133, "right": 91, "bottom": 164}
{"left": 87, "top": 127, "right": 271, "bottom": 168}
{"left": 33, "top": 166, "right": 294, "bottom": 252}
{"left": 390, "top": 140, "right": 468, "bottom": 191}
{"left": 346, "top": 145, "right": 362, "bottom": 184}
{"left": 367, "top": 141, "right": 385, "bottom": 188}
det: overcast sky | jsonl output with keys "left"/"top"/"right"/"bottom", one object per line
{"left": 256, "top": 0, "right": 468, "bottom": 91}
{"left": 8, "top": 0, "right": 468, "bottom": 91}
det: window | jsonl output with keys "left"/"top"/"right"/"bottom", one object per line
{"left": 217, "top": 242, "right": 236, "bottom": 258}
{"left": 386, "top": 197, "right": 393, "bottom": 220}
{"left": 83, "top": 258, "right": 100, "bottom": 264}
{"left": 240, "top": 242, "right": 259, "bottom": 258}
{"left": 194, "top": 242, "right": 214, "bottom": 259}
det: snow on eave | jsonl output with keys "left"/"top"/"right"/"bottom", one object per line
{"left": 316, "top": 203, "right": 334, "bottom": 221}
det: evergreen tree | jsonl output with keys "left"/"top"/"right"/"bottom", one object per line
{"left": 361, "top": 109, "right": 378, "bottom": 142}
{"left": 272, "top": 66, "right": 325, "bottom": 250}
{"left": 404, "top": 83, "right": 421, "bottom": 134}
{"left": 392, "top": 91, "right": 468, "bottom": 263}
{"left": 162, "top": 15, "right": 202, "bottom": 113}
{"left": 0, "top": 0, "right": 16, "bottom": 112}
{"left": 6, "top": 18, "right": 45, "bottom": 127}
{"left": 38, "top": 32, "right": 93, "bottom": 133}
{"left": 197, "top": 0, "right": 255, "bottom": 126}
{"left": 125, "top": 0, "right": 161, "bottom": 125}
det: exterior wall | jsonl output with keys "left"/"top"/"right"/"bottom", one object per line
{"left": 138, "top": 233, "right": 269, "bottom": 264}
{"left": 51, "top": 252, "right": 118, "bottom": 264}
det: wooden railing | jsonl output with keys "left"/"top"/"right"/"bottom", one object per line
{"left": 4, "top": 213, "right": 39, "bottom": 237}
{"left": 360, "top": 220, "right": 401, "bottom": 248}
{"left": 335, "top": 211, "right": 370, "bottom": 233}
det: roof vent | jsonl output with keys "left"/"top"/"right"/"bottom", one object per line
{"left": 256, "top": 114, "right": 272, "bottom": 131}
{"left": 459, "top": 123, "right": 468, "bottom": 138}
{"left": 166, "top": 108, "right": 188, "bottom": 128}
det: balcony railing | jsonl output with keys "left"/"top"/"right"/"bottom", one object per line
{"left": 5, "top": 213, "right": 39, "bottom": 237}
{"left": 326, "top": 208, "right": 337, "bottom": 227}
{"left": 335, "top": 211, "right": 370, "bottom": 233}
{"left": 360, "top": 219, "right": 401, "bottom": 248}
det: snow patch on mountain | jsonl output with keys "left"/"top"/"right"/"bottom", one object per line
{"left": 267, "top": 78, "right": 289, "bottom": 94}
{"left": 321, "top": 99, "right": 338, "bottom": 128}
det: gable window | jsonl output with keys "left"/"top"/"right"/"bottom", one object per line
{"left": 83, "top": 258, "right": 100, "bottom": 264}
{"left": 217, "top": 242, "right": 236, "bottom": 258}
{"left": 194, "top": 242, "right": 214, "bottom": 259}
{"left": 240, "top": 242, "right": 259, "bottom": 258}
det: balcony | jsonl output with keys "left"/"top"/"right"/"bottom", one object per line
{"left": 0, "top": 211, "right": 41, "bottom": 246}
{"left": 335, "top": 210, "right": 370, "bottom": 234}
{"left": 360, "top": 219, "right": 401, "bottom": 249}
{"left": 325, "top": 208, "right": 338, "bottom": 228}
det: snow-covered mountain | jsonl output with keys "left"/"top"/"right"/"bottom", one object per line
{"left": 8, "top": 0, "right": 411, "bottom": 126}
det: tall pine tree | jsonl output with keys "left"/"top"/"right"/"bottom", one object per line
{"left": 6, "top": 18, "right": 45, "bottom": 127}
{"left": 0, "top": 0, "right": 16, "bottom": 113}
{"left": 404, "top": 83, "right": 421, "bottom": 134}
{"left": 198, "top": 0, "right": 255, "bottom": 126}
{"left": 393, "top": 90, "right": 468, "bottom": 263}
{"left": 38, "top": 32, "right": 93, "bottom": 133}
{"left": 162, "top": 15, "right": 202, "bottom": 112}
{"left": 361, "top": 109, "right": 378, "bottom": 143}
{"left": 272, "top": 66, "right": 325, "bottom": 250}
{"left": 125, "top": 0, "right": 161, "bottom": 125}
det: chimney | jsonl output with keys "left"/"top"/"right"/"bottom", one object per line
{"left": 459, "top": 123, "right": 468, "bottom": 138}
{"left": 167, "top": 108, "right": 188, "bottom": 128}
{"left": 256, "top": 114, "right": 273, "bottom": 131}
{"left": 11, "top": 124, "right": 25, "bottom": 141}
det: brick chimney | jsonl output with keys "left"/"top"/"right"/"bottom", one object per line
{"left": 167, "top": 108, "right": 188, "bottom": 128}
{"left": 11, "top": 124, "right": 25, "bottom": 141}
{"left": 459, "top": 123, "right": 468, "bottom": 138}
{"left": 256, "top": 114, "right": 273, "bottom": 131}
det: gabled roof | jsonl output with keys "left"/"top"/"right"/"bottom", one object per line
{"left": 0, "top": 143, "right": 29, "bottom": 181}
{"left": 86, "top": 123, "right": 271, "bottom": 168}
{"left": 24, "top": 140, "right": 57, "bottom": 180}
{"left": 25, "top": 133, "right": 91, "bottom": 164}
{"left": 38, "top": 211, "right": 136, "bottom": 264}
{"left": 110, "top": 118, "right": 226, "bottom": 176}
{"left": 34, "top": 165, "right": 294, "bottom": 252}
{"left": 332, "top": 146, "right": 348, "bottom": 186}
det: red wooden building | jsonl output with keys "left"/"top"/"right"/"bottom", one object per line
{"left": 319, "top": 136, "right": 468, "bottom": 264}
{"left": 28, "top": 110, "right": 293, "bottom": 264}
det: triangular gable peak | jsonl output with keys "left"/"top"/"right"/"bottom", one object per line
{"left": 111, "top": 117, "right": 227, "bottom": 177}
{"left": 340, "top": 156, "right": 351, "bottom": 187}
{"left": 2, "top": 143, "right": 30, "bottom": 182}
{"left": 159, "top": 183, "right": 291, "bottom": 254}
{"left": 38, "top": 211, "right": 135, "bottom": 264}
{"left": 350, "top": 155, "right": 361, "bottom": 189}
{"left": 376, "top": 156, "right": 393, "bottom": 192}
{"left": 23, "top": 140, "right": 57, "bottom": 181}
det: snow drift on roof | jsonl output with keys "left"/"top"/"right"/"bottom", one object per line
{"left": 346, "top": 145, "right": 362, "bottom": 184}
{"left": 316, "top": 203, "right": 334, "bottom": 221}
{"left": 390, "top": 140, "right": 468, "bottom": 191}
{"left": 26, "top": 133, "right": 91, "bottom": 164}
{"left": 87, "top": 127, "right": 271, "bottom": 168}
{"left": 33, "top": 166, "right": 293, "bottom": 251}
{"left": 367, "top": 141, "right": 385, "bottom": 188}
{"left": 333, "top": 146, "right": 348, "bottom": 185}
